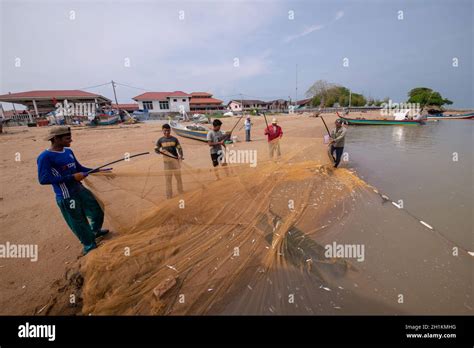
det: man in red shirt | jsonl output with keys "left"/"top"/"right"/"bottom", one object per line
{"left": 264, "top": 118, "right": 283, "bottom": 160}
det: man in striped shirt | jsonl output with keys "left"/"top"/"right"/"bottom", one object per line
{"left": 37, "top": 126, "right": 110, "bottom": 255}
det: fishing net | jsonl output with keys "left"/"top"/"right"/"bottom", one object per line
{"left": 74, "top": 133, "right": 471, "bottom": 315}
{"left": 76, "top": 135, "right": 362, "bottom": 315}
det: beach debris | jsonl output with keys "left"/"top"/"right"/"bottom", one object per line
{"left": 166, "top": 265, "right": 178, "bottom": 272}
{"left": 153, "top": 276, "right": 177, "bottom": 299}
{"left": 381, "top": 194, "right": 390, "bottom": 201}
{"left": 320, "top": 285, "right": 331, "bottom": 292}
{"left": 36, "top": 304, "right": 48, "bottom": 314}
{"left": 419, "top": 221, "right": 433, "bottom": 230}
{"left": 391, "top": 202, "right": 402, "bottom": 209}
{"left": 207, "top": 288, "right": 213, "bottom": 292}
{"left": 467, "top": 251, "right": 474, "bottom": 257}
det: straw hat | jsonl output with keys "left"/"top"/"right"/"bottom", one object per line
{"left": 272, "top": 118, "right": 278, "bottom": 124}
{"left": 44, "top": 126, "right": 71, "bottom": 141}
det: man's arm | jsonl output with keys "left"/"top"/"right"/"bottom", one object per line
{"left": 175, "top": 139, "right": 184, "bottom": 158}
{"left": 37, "top": 155, "right": 75, "bottom": 185}
{"left": 155, "top": 139, "right": 163, "bottom": 154}
{"left": 72, "top": 153, "right": 93, "bottom": 173}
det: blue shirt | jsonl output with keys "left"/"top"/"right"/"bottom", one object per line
{"left": 37, "top": 148, "right": 92, "bottom": 200}
{"left": 244, "top": 119, "right": 251, "bottom": 130}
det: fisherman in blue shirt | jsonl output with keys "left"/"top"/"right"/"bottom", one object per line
{"left": 244, "top": 116, "right": 252, "bottom": 142}
{"left": 37, "top": 126, "right": 111, "bottom": 255}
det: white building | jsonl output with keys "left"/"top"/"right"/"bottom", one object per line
{"left": 133, "top": 91, "right": 191, "bottom": 113}
{"left": 227, "top": 99, "right": 268, "bottom": 112}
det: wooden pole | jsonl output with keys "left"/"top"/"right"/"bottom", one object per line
{"left": 111, "top": 80, "right": 120, "bottom": 112}
{"left": 32, "top": 99, "right": 39, "bottom": 122}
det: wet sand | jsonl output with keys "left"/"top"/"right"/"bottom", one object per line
{"left": 0, "top": 113, "right": 471, "bottom": 315}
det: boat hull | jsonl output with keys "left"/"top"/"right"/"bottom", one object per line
{"left": 172, "top": 126, "right": 208, "bottom": 142}
{"left": 87, "top": 115, "right": 120, "bottom": 126}
{"left": 427, "top": 112, "right": 474, "bottom": 120}
{"left": 340, "top": 116, "right": 423, "bottom": 126}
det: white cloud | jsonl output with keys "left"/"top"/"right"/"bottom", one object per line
{"left": 335, "top": 11, "right": 345, "bottom": 21}
{"left": 283, "top": 24, "right": 324, "bottom": 43}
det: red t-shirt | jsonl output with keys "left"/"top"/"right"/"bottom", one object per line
{"left": 264, "top": 125, "right": 283, "bottom": 142}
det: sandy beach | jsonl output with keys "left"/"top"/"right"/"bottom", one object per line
{"left": 0, "top": 112, "right": 326, "bottom": 314}
{"left": 1, "top": 112, "right": 471, "bottom": 315}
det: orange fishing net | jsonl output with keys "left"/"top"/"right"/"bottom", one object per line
{"left": 78, "top": 136, "right": 374, "bottom": 315}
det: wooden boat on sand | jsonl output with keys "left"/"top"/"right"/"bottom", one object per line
{"left": 170, "top": 121, "right": 209, "bottom": 142}
{"left": 170, "top": 121, "right": 233, "bottom": 142}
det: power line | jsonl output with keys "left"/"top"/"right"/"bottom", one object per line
{"left": 80, "top": 82, "right": 111, "bottom": 90}
{"left": 114, "top": 82, "right": 148, "bottom": 91}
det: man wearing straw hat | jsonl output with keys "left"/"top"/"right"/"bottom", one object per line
{"left": 37, "top": 126, "right": 110, "bottom": 255}
{"left": 264, "top": 118, "right": 283, "bottom": 160}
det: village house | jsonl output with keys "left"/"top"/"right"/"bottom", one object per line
{"left": 132, "top": 91, "right": 191, "bottom": 114}
{"left": 296, "top": 98, "right": 313, "bottom": 109}
{"left": 189, "top": 92, "right": 224, "bottom": 114}
{"left": 267, "top": 99, "right": 290, "bottom": 113}
{"left": 0, "top": 90, "right": 111, "bottom": 121}
{"left": 227, "top": 99, "right": 268, "bottom": 112}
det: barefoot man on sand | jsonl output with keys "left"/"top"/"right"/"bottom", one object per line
{"left": 155, "top": 123, "right": 184, "bottom": 199}
{"left": 264, "top": 118, "right": 283, "bottom": 160}
{"left": 37, "top": 126, "right": 111, "bottom": 255}
{"left": 207, "top": 119, "right": 230, "bottom": 179}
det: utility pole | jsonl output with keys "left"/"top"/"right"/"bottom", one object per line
{"left": 295, "top": 64, "right": 298, "bottom": 106}
{"left": 8, "top": 92, "right": 18, "bottom": 119}
{"left": 111, "top": 80, "right": 120, "bottom": 113}
{"left": 349, "top": 89, "right": 352, "bottom": 108}
{"left": 240, "top": 93, "right": 243, "bottom": 116}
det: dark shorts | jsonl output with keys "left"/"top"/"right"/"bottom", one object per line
{"left": 211, "top": 153, "right": 220, "bottom": 167}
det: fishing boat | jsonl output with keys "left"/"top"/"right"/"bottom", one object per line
{"left": 427, "top": 112, "right": 474, "bottom": 120}
{"left": 87, "top": 114, "right": 120, "bottom": 126}
{"left": 170, "top": 121, "right": 209, "bottom": 142}
{"left": 339, "top": 116, "right": 424, "bottom": 126}
{"left": 170, "top": 121, "right": 234, "bottom": 143}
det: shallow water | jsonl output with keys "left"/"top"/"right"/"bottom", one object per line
{"left": 345, "top": 120, "right": 473, "bottom": 249}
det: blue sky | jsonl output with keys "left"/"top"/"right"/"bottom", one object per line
{"left": 1, "top": 0, "right": 472, "bottom": 108}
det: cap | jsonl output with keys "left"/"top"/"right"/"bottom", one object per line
{"left": 272, "top": 118, "right": 277, "bottom": 124}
